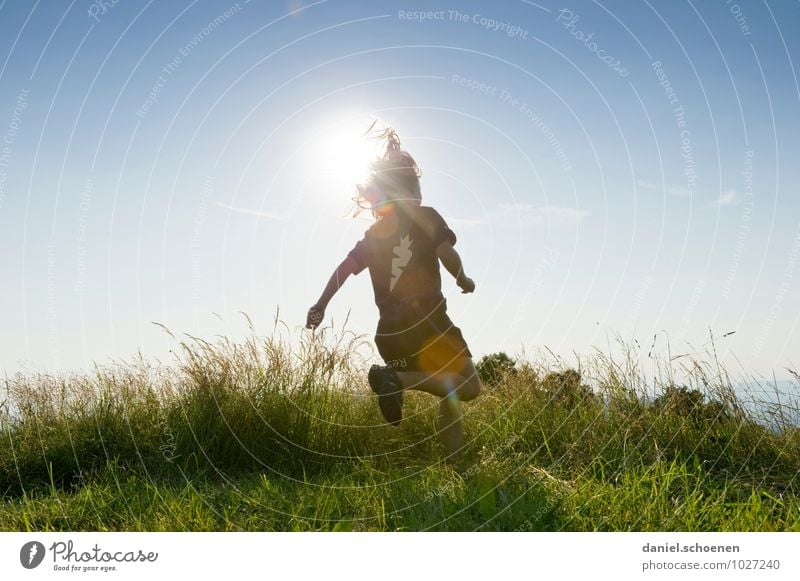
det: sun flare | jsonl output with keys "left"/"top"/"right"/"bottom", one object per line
{"left": 316, "top": 116, "right": 382, "bottom": 189}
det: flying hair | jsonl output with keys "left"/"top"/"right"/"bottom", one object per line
{"left": 352, "top": 120, "right": 422, "bottom": 218}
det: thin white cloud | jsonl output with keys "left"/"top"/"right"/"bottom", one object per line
{"left": 638, "top": 180, "right": 747, "bottom": 210}
{"left": 215, "top": 202, "right": 288, "bottom": 220}
{"left": 445, "top": 216, "right": 488, "bottom": 227}
{"left": 497, "top": 203, "right": 589, "bottom": 224}
{"left": 636, "top": 179, "right": 694, "bottom": 197}
{"left": 710, "top": 189, "right": 743, "bottom": 208}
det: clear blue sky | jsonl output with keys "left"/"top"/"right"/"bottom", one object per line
{"left": 1, "top": 0, "right": 798, "bottom": 382}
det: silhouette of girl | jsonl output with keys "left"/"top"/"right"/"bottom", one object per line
{"left": 306, "top": 125, "right": 481, "bottom": 460}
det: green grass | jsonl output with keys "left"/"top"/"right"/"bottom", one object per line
{"left": 1, "top": 323, "right": 798, "bottom": 531}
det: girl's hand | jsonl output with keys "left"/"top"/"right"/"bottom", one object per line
{"left": 306, "top": 304, "right": 325, "bottom": 329}
{"left": 457, "top": 276, "right": 475, "bottom": 294}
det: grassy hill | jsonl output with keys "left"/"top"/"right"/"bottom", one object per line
{"left": 1, "top": 325, "right": 798, "bottom": 531}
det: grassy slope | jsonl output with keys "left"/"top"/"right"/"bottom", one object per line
{"left": 1, "top": 329, "right": 798, "bottom": 531}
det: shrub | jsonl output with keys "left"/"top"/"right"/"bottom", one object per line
{"left": 541, "top": 369, "right": 595, "bottom": 407}
{"left": 652, "top": 385, "right": 732, "bottom": 425}
{"left": 476, "top": 352, "right": 517, "bottom": 386}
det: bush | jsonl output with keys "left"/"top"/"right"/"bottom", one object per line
{"left": 476, "top": 352, "right": 517, "bottom": 385}
{"left": 652, "top": 385, "right": 732, "bottom": 426}
{"left": 541, "top": 369, "right": 595, "bottom": 407}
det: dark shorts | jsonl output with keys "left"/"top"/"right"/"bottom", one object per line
{"left": 375, "top": 298, "right": 472, "bottom": 374}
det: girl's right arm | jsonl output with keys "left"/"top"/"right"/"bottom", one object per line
{"left": 306, "top": 256, "right": 360, "bottom": 329}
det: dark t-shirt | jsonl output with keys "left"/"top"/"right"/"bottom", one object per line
{"left": 347, "top": 205, "right": 457, "bottom": 318}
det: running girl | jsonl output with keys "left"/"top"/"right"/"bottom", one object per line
{"left": 306, "top": 126, "right": 481, "bottom": 459}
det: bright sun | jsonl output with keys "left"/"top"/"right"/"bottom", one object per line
{"left": 316, "top": 116, "right": 382, "bottom": 189}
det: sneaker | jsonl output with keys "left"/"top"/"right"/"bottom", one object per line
{"left": 368, "top": 364, "right": 403, "bottom": 426}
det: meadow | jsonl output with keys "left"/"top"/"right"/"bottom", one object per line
{"left": 1, "top": 319, "right": 798, "bottom": 531}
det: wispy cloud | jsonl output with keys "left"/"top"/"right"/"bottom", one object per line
{"left": 638, "top": 180, "right": 747, "bottom": 210}
{"left": 497, "top": 203, "right": 589, "bottom": 225}
{"left": 445, "top": 216, "right": 488, "bottom": 227}
{"left": 215, "top": 202, "right": 288, "bottom": 220}
{"left": 710, "top": 189, "right": 743, "bottom": 208}
{"left": 636, "top": 179, "right": 694, "bottom": 197}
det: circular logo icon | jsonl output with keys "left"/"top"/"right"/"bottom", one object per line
{"left": 20, "top": 541, "right": 46, "bottom": 569}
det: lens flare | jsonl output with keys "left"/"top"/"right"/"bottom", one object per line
{"left": 317, "top": 116, "right": 382, "bottom": 190}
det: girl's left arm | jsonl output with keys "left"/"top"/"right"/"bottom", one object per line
{"left": 436, "top": 241, "right": 475, "bottom": 294}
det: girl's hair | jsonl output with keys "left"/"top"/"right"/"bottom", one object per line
{"left": 354, "top": 123, "right": 421, "bottom": 217}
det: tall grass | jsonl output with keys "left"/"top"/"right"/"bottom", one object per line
{"left": 1, "top": 320, "right": 798, "bottom": 531}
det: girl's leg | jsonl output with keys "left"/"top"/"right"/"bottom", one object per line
{"left": 395, "top": 358, "right": 481, "bottom": 401}
{"left": 438, "top": 392, "right": 464, "bottom": 460}
{"left": 394, "top": 359, "right": 481, "bottom": 459}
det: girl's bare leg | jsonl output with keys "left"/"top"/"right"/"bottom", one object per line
{"left": 394, "top": 359, "right": 481, "bottom": 458}
{"left": 395, "top": 358, "right": 481, "bottom": 401}
{"left": 438, "top": 392, "right": 464, "bottom": 460}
